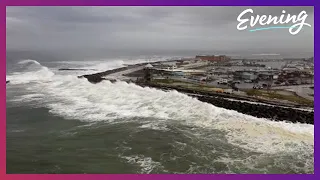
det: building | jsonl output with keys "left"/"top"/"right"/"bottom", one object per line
{"left": 195, "top": 55, "right": 229, "bottom": 61}
{"left": 172, "top": 71, "right": 185, "bottom": 76}
{"left": 152, "top": 68, "right": 205, "bottom": 77}
{"left": 160, "top": 62, "right": 177, "bottom": 66}
{"left": 282, "top": 67, "right": 299, "bottom": 72}
{"left": 257, "top": 72, "right": 274, "bottom": 80}
{"left": 144, "top": 64, "right": 153, "bottom": 82}
{"left": 306, "top": 57, "right": 314, "bottom": 62}
{"left": 241, "top": 72, "right": 257, "bottom": 80}
{"left": 144, "top": 64, "right": 153, "bottom": 69}
{"left": 180, "top": 61, "right": 208, "bottom": 69}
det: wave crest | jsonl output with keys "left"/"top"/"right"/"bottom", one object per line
{"left": 6, "top": 59, "right": 55, "bottom": 84}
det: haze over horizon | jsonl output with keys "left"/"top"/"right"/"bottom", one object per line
{"left": 6, "top": 6, "right": 314, "bottom": 61}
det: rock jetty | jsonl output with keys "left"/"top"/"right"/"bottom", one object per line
{"left": 77, "top": 67, "right": 129, "bottom": 83}
{"left": 59, "top": 68, "right": 97, "bottom": 71}
{"left": 197, "top": 96, "right": 313, "bottom": 124}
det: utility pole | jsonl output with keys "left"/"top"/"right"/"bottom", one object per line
{"left": 144, "top": 66, "right": 152, "bottom": 83}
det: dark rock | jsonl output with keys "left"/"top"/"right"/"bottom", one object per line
{"left": 82, "top": 75, "right": 107, "bottom": 84}
{"left": 59, "top": 68, "right": 97, "bottom": 71}
{"left": 78, "top": 66, "right": 130, "bottom": 84}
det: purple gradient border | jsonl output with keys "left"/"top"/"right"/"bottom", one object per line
{"left": 0, "top": 0, "right": 317, "bottom": 178}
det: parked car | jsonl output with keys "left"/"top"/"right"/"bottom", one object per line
{"left": 224, "top": 89, "right": 234, "bottom": 94}
{"left": 231, "top": 86, "right": 239, "bottom": 91}
{"left": 233, "top": 80, "right": 241, "bottom": 84}
{"left": 227, "top": 79, "right": 233, "bottom": 83}
{"left": 288, "top": 80, "right": 298, "bottom": 85}
{"left": 253, "top": 85, "right": 263, "bottom": 89}
{"left": 244, "top": 80, "right": 253, "bottom": 83}
{"left": 217, "top": 79, "right": 228, "bottom": 84}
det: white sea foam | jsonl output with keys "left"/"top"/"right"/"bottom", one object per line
{"left": 50, "top": 56, "right": 178, "bottom": 74}
{"left": 6, "top": 59, "right": 314, "bottom": 157}
{"left": 121, "top": 155, "right": 166, "bottom": 173}
{"left": 7, "top": 59, "right": 55, "bottom": 84}
{"left": 8, "top": 129, "right": 26, "bottom": 133}
{"left": 17, "top": 59, "right": 42, "bottom": 65}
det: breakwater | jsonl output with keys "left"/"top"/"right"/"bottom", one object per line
{"left": 78, "top": 67, "right": 129, "bottom": 83}
{"left": 77, "top": 63, "right": 151, "bottom": 83}
{"left": 59, "top": 68, "right": 97, "bottom": 71}
{"left": 198, "top": 96, "right": 313, "bottom": 124}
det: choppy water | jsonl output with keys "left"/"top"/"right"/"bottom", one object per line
{"left": 6, "top": 57, "right": 314, "bottom": 174}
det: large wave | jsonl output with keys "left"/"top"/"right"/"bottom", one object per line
{"left": 7, "top": 59, "right": 55, "bottom": 84}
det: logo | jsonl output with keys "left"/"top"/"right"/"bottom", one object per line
{"left": 237, "top": 8, "right": 311, "bottom": 35}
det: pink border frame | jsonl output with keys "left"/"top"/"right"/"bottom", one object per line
{"left": 1, "top": 0, "right": 318, "bottom": 179}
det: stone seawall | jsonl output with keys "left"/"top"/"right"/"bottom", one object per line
{"left": 197, "top": 96, "right": 313, "bottom": 124}
{"left": 77, "top": 63, "right": 151, "bottom": 83}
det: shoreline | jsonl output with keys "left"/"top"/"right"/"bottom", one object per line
{"left": 76, "top": 63, "right": 314, "bottom": 125}
{"left": 136, "top": 82, "right": 314, "bottom": 124}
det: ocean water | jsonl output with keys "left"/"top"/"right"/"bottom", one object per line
{"left": 6, "top": 57, "right": 314, "bottom": 174}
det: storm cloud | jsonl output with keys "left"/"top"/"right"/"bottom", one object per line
{"left": 6, "top": 6, "right": 314, "bottom": 59}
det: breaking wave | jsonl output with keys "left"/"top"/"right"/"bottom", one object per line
{"left": 7, "top": 59, "right": 55, "bottom": 84}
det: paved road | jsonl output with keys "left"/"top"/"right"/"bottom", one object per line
{"left": 272, "top": 85, "right": 314, "bottom": 101}
{"left": 272, "top": 84, "right": 314, "bottom": 89}
{"left": 104, "top": 66, "right": 145, "bottom": 80}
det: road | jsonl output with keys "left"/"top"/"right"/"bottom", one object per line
{"left": 272, "top": 84, "right": 314, "bottom": 101}
{"left": 104, "top": 66, "right": 145, "bottom": 80}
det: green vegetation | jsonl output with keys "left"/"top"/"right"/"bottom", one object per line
{"left": 152, "top": 79, "right": 183, "bottom": 84}
{"left": 245, "top": 89, "right": 314, "bottom": 106}
{"left": 152, "top": 78, "right": 313, "bottom": 106}
{"left": 152, "top": 78, "right": 225, "bottom": 93}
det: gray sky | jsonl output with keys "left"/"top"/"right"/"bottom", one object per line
{"left": 6, "top": 6, "right": 314, "bottom": 59}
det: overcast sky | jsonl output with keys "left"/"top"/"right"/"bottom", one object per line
{"left": 6, "top": 6, "right": 314, "bottom": 59}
